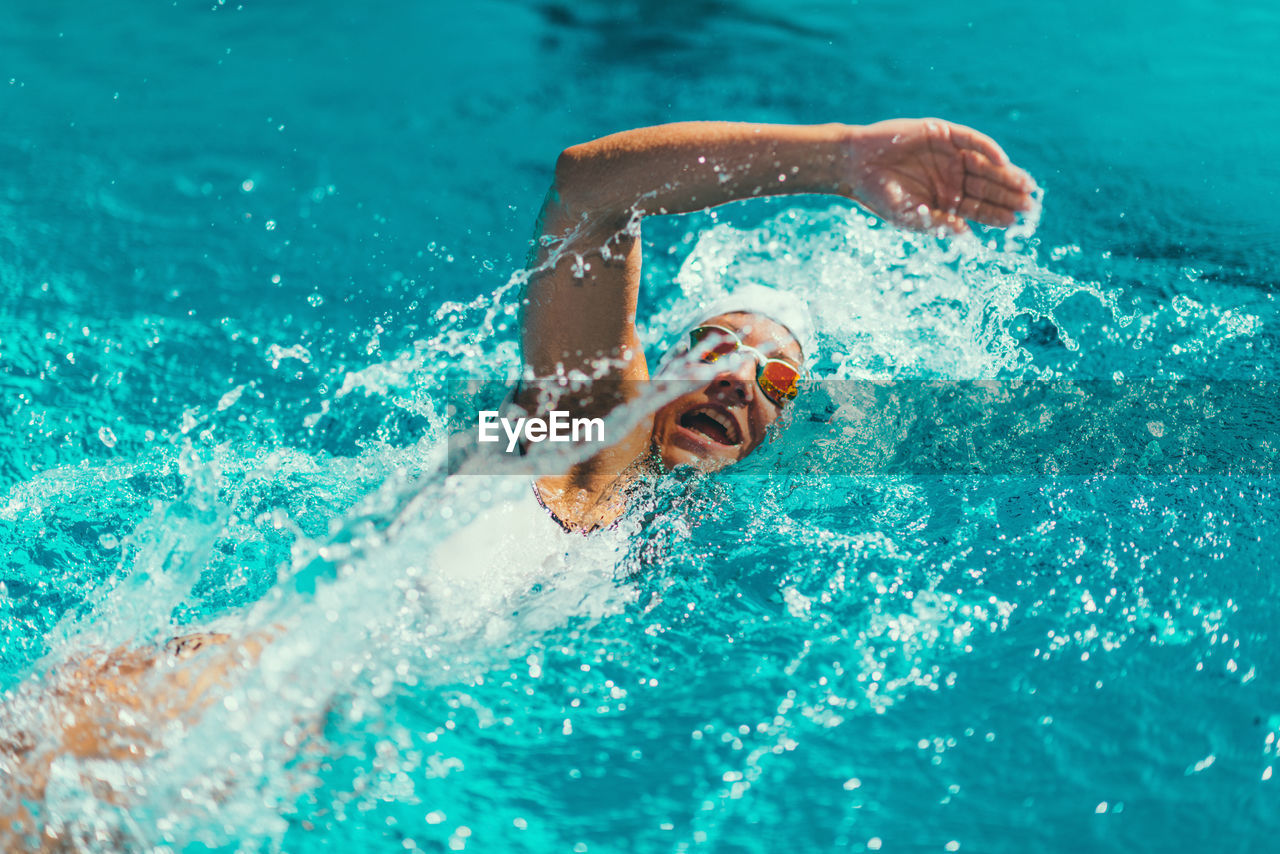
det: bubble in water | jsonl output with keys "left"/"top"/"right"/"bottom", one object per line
{"left": 98, "top": 426, "right": 118, "bottom": 448}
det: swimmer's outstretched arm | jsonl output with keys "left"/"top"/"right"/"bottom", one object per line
{"left": 556, "top": 120, "right": 1033, "bottom": 233}
{"left": 522, "top": 119, "right": 1036, "bottom": 382}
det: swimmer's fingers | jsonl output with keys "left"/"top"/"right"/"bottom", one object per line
{"left": 919, "top": 121, "right": 1035, "bottom": 230}
{"left": 872, "top": 178, "right": 972, "bottom": 235}
{"left": 956, "top": 195, "right": 1020, "bottom": 228}
{"left": 939, "top": 121, "right": 1012, "bottom": 167}
{"left": 961, "top": 175, "right": 1032, "bottom": 216}
{"left": 954, "top": 153, "right": 1036, "bottom": 227}
{"left": 961, "top": 151, "right": 1035, "bottom": 202}
{"left": 933, "top": 211, "right": 971, "bottom": 234}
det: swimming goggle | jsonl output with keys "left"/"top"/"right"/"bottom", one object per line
{"left": 688, "top": 324, "right": 802, "bottom": 406}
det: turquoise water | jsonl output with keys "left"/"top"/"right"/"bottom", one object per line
{"left": 3, "top": 0, "right": 1279, "bottom": 850}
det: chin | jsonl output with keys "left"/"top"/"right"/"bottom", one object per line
{"left": 655, "top": 443, "right": 735, "bottom": 473}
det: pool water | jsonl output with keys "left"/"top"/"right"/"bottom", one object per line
{"left": 2, "top": 0, "right": 1279, "bottom": 850}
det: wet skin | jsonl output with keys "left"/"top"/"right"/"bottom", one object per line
{"left": 650, "top": 311, "right": 804, "bottom": 472}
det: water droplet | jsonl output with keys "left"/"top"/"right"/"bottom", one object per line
{"left": 217, "top": 385, "right": 244, "bottom": 412}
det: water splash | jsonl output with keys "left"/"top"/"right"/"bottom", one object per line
{"left": 644, "top": 203, "right": 1124, "bottom": 381}
{"left": 2, "top": 200, "right": 1275, "bottom": 851}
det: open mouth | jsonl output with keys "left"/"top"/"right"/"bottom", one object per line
{"left": 678, "top": 405, "right": 742, "bottom": 446}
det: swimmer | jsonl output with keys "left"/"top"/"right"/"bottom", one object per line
{"left": 520, "top": 119, "right": 1035, "bottom": 530}
{"left": 1, "top": 117, "right": 1035, "bottom": 843}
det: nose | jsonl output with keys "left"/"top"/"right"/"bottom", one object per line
{"left": 709, "top": 357, "right": 756, "bottom": 404}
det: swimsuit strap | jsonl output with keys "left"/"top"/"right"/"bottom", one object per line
{"left": 531, "top": 481, "right": 577, "bottom": 534}
{"left": 164, "top": 631, "right": 231, "bottom": 659}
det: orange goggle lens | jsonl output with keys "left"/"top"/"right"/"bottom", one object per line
{"left": 688, "top": 326, "right": 801, "bottom": 406}
{"left": 689, "top": 326, "right": 740, "bottom": 362}
{"left": 758, "top": 359, "right": 800, "bottom": 403}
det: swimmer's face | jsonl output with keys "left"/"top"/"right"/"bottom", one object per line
{"left": 650, "top": 312, "right": 804, "bottom": 472}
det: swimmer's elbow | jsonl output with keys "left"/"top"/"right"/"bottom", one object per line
{"left": 555, "top": 140, "right": 603, "bottom": 182}
{"left": 552, "top": 144, "right": 627, "bottom": 221}
{"left": 552, "top": 144, "right": 596, "bottom": 211}
{"left": 554, "top": 142, "right": 590, "bottom": 177}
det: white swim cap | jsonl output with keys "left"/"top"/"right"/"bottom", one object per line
{"left": 656, "top": 284, "right": 817, "bottom": 374}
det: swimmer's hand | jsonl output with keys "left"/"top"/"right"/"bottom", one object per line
{"left": 845, "top": 118, "right": 1037, "bottom": 234}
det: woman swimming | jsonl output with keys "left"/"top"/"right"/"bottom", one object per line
{"left": 1, "top": 116, "right": 1034, "bottom": 843}
{"left": 520, "top": 118, "right": 1034, "bottom": 530}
